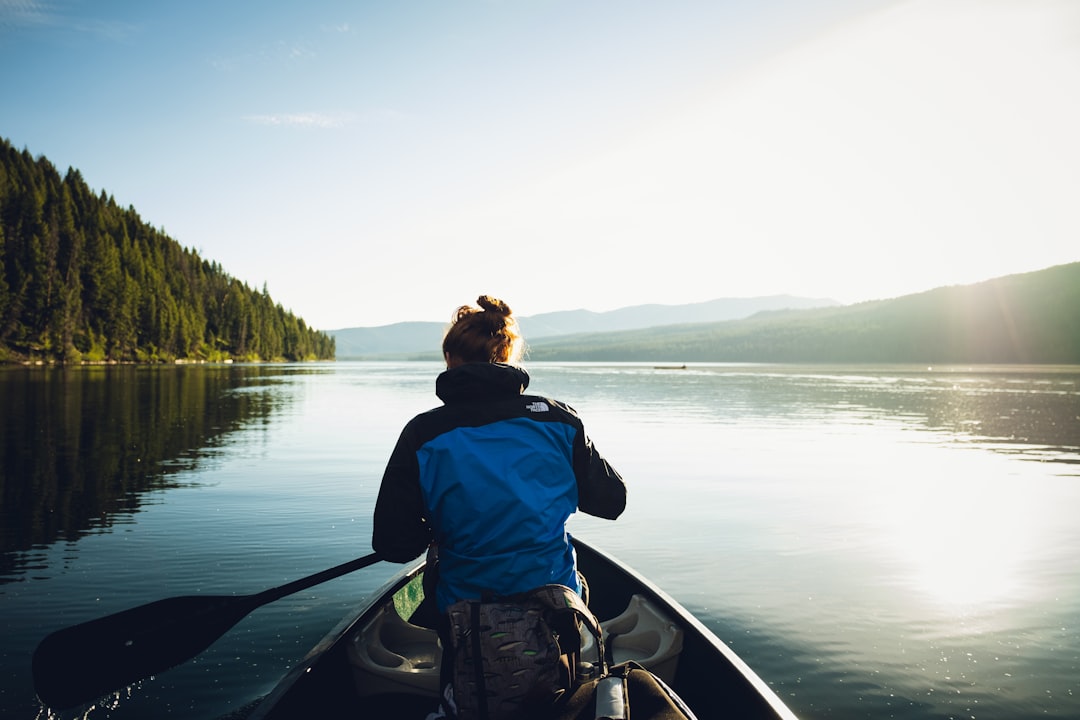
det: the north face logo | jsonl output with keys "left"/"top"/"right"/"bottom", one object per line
{"left": 525, "top": 401, "right": 550, "bottom": 412}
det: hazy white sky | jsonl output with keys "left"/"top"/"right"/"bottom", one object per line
{"left": 2, "top": 0, "right": 1077, "bottom": 329}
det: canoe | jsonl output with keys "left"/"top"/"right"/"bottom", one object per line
{"left": 247, "top": 538, "right": 799, "bottom": 719}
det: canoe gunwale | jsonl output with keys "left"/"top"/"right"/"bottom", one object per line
{"left": 572, "top": 540, "right": 799, "bottom": 720}
{"left": 246, "top": 559, "right": 425, "bottom": 720}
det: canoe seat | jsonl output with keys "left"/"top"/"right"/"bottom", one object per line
{"left": 582, "top": 594, "right": 684, "bottom": 683}
{"left": 346, "top": 604, "right": 442, "bottom": 698}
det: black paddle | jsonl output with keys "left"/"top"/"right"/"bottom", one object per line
{"left": 32, "top": 552, "right": 383, "bottom": 710}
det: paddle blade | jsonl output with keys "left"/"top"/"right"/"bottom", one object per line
{"left": 32, "top": 594, "right": 257, "bottom": 710}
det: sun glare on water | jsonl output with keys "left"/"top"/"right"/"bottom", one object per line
{"left": 870, "top": 448, "right": 1044, "bottom": 610}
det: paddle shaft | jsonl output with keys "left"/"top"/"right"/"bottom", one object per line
{"left": 254, "top": 552, "right": 385, "bottom": 604}
{"left": 33, "top": 552, "right": 383, "bottom": 710}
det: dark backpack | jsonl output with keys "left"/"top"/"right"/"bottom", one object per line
{"left": 445, "top": 584, "right": 605, "bottom": 720}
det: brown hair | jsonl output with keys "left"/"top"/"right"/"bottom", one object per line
{"left": 442, "top": 295, "right": 525, "bottom": 365}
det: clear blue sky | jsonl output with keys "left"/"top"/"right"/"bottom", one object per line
{"left": 2, "top": 0, "right": 1078, "bottom": 329}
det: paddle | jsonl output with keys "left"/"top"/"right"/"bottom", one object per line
{"left": 32, "top": 552, "right": 383, "bottom": 710}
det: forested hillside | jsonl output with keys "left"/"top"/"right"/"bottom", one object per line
{"left": 0, "top": 138, "right": 334, "bottom": 363}
{"left": 527, "top": 263, "right": 1080, "bottom": 363}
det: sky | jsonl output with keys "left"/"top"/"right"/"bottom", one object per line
{"left": 2, "top": 0, "right": 1078, "bottom": 330}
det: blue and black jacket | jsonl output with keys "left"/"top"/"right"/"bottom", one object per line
{"left": 372, "top": 362, "right": 626, "bottom": 611}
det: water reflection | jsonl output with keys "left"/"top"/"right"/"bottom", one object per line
{"left": 532, "top": 363, "right": 1080, "bottom": 467}
{"left": 3, "top": 362, "right": 1078, "bottom": 719}
{"left": 862, "top": 448, "right": 1043, "bottom": 608}
{"left": 0, "top": 365, "right": 327, "bottom": 582}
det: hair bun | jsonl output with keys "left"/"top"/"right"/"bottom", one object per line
{"left": 477, "top": 295, "right": 512, "bottom": 317}
{"left": 444, "top": 295, "right": 524, "bottom": 364}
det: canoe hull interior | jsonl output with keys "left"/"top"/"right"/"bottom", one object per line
{"left": 249, "top": 540, "right": 798, "bottom": 719}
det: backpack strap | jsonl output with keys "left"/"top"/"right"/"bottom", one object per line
{"left": 526, "top": 584, "right": 607, "bottom": 675}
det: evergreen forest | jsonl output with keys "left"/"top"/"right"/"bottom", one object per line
{"left": 0, "top": 137, "right": 335, "bottom": 364}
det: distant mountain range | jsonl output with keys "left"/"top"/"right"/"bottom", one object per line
{"left": 330, "top": 295, "right": 839, "bottom": 358}
{"left": 526, "top": 262, "right": 1080, "bottom": 363}
{"left": 331, "top": 262, "right": 1080, "bottom": 363}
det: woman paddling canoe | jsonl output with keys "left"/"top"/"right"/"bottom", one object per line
{"left": 371, "top": 295, "right": 627, "bottom": 717}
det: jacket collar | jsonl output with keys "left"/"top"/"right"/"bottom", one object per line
{"left": 436, "top": 362, "right": 530, "bottom": 404}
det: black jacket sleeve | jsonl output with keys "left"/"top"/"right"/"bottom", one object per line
{"left": 371, "top": 426, "right": 432, "bottom": 562}
{"left": 574, "top": 431, "right": 626, "bottom": 520}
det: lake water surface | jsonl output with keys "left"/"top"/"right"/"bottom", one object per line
{"left": 2, "top": 362, "right": 1078, "bottom": 719}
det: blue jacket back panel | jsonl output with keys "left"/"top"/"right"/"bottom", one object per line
{"left": 372, "top": 363, "right": 626, "bottom": 611}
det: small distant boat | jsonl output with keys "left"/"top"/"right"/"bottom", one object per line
{"left": 248, "top": 538, "right": 798, "bottom": 719}
{"left": 654, "top": 364, "right": 688, "bottom": 370}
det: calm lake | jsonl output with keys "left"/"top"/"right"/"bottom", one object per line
{"left": 2, "top": 362, "right": 1079, "bottom": 719}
